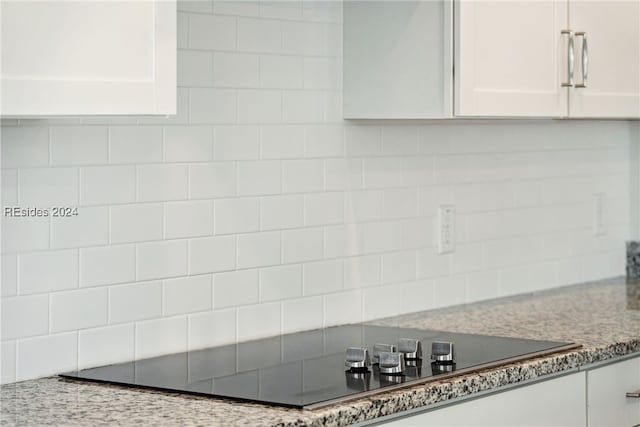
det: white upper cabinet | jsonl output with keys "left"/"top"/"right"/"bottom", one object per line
{"left": 1, "top": 1, "right": 176, "bottom": 116}
{"left": 344, "top": 0, "right": 640, "bottom": 119}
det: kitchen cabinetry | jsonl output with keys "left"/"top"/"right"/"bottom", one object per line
{"left": 587, "top": 356, "right": 640, "bottom": 426}
{"left": 344, "top": 0, "right": 640, "bottom": 119}
{"left": 1, "top": 0, "right": 176, "bottom": 116}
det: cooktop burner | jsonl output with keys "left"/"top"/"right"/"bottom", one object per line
{"left": 60, "top": 325, "right": 579, "bottom": 409}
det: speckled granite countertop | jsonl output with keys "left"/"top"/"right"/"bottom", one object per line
{"left": 2, "top": 277, "right": 640, "bottom": 427}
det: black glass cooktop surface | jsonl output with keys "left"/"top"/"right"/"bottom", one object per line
{"left": 61, "top": 324, "right": 578, "bottom": 409}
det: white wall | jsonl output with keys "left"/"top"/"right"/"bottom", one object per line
{"left": 0, "top": 0, "right": 632, "bottom": 384}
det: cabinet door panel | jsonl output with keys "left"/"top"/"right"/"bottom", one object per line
{"left": 587, "top": 357, "right": 640, "bottom": 427}
{"left": 568, "top": 0, "right": 640, "bottom": 118}
{"left": 456, "top": 0, "right": 568, "bottom": 117}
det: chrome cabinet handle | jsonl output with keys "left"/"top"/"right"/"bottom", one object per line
{"left": 561, "top": 30, "right": 575, "bottom": 87}
{"left": 575, "top": 31, "right": 588, "bottom": 88}
{"left": 627, "top": 390, "right": 640, "bottom": 398}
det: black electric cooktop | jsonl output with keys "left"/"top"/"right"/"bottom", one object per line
{"left": 61, "top": 324, "right": 579, "bottom": 409}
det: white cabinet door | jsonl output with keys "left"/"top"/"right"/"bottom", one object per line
{"left": 568, "top": 0, "right": 640, "bottom": 118}
{"left": 587, "top": 357, "right": 640, "bottom": 427}
{"left": 455, "top": 0, "right": 569, "bottom": 117}
{"left": 381, "top": 373, "right": 586, "bottom": 426}
{"left": 1, "top": 0, "right": 176, "bottom": 116}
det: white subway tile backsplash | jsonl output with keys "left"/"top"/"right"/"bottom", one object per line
{"left": 344, "top": 191, "right": 382, "bottom": 223}
{"left": 178, "top": 0, "right": 212, "bottom": 13}
{"left": 20, "top": 250, "right": 78, "bottom": 295}
{"left": 165, "top": 200, "right": 214, "bottom": 239}
{"left": 237, "top": 302, "right": 281, "bottom": 341}
{"left": 304, "top": 192, "right": 343, "bottom": 226}
{"left": 282, "top": 91, "right": 324, "bottom": 123}
{"left": 189, "top": 162, "right": 237, "bottom": 199}
{"left": 109, "top": 126, "right": 163, "bottom": 164}
{"left": 261, "top": 0, "right": 302, "bottom": 20}
{"left": 188, "top": 308, "right": 237, "bottom": 350}
{"left": 136, "top": 317, "right": 187, "bottom": 359}
{"left": 237, "top": 160, "right": 281, "bottom": 196}
{"left": 80, "top": 245, "right": 135, "bottom": 288}
{"left": 177, "top": 50, "right": 213, "bottom": 87}
{"left": 282, "top": 21, "right": 323, "bottom": 55}
{"left": 261, "top": 125, "right": 305, "bottom": 159}
{"left": 451, "top": 243, "right": 483, "bottom": 275}
{"left": 1, "top": 295, "right": 48, "bottom": 340}
{"left": 344, "top": 255, "right": 381, "bottom": 289}
{"left": 16, "top": 333, "right": 77, "bottom": 382}
{"left": 78, "top": 324, "right": 134, "bottom": 369}
{"left": 382, "top": 188, "right": 418, "bottom": 219}
{"left": 214, "top": 0, "right": 260, "bottom": 16}
{"left": 283, "top": 159, "right": 324, "bottom": 193}
{"left": 137, "top": 164, "right": 189, "bottom": 202}
{"left": 417, "top": 248, "right": 450, "bottom": 279}
{"left": 345, "top": 126, "right": 382, "bottom": 157}
{"left": 20, "top": 168, "right": 78, "bottom": 206}
{"left": 382, "top": 126, "right": 418, "bottom": 155}
{"left": 1, "top": 255, "right": 17, "bottom": 297}
{"left": 110, "top": 203, "right": 163, "bottom": 244}
{"left": 303, "top": 259, "right": 343, "bottom": 295}
{"left": 400, "top": 280, "right": 434, "bottom": 314}
{"left": 237, "top": 90, "right": 282, "bottom": 124}
{"left": 363, "top": 284, "right": 401, "bottom": 320}
{"left": 190, "top": 88, "right": 238, "bottom": 124}
{"left": 214, "top": 126, "right": 260, "bottom": 160}
{"left": 237, "top": 18, "right": 281, "bottom": 53}
{"left": 260, "top": 264, "right": 302, "bottom": 302}
{"left": 466, "top": 270, "right": 499, "bottom": 302}
{"left": 137, "top": 240, "right": 187, "bottom": 281}
{"left": 50, "top": 126, "right": 108, "bottom": 166}
{"left": 137, "top": 88, "right": 190, "bottom": 126}
{"left": 260, "top": 195, "right": 304, "bottom": 230}
{"left": 214, "top": 269, "right": 258, "bottom": 308}
{"left": 324, "top": 224, "right": 363, "bottom": 258}
{"left": 302, "top": 1, "right": 342, "bottom": 23}
{"left": 50, "top": 288, "right": 108, "bottom": 332}
{"left": 305, "top": 124, "right": 343, "bottom": 158}
{"left": 189, "top": 236, "right": 236, "bottom": 274}
{"left": 1, "top": 169, "right": 18, "bottom": 205}
{"left": 434, "top": 276, "right": 466, "bottom": 309}
{"left": 109, "top": 281, "right": 162, "bottom": 324}
{"left": 164, "top": 126, "right": 213, "bottom": 162}
{"left": 51, "top": 207, "right": 109, "bottom": 249}
{"left": 1, "top": 126, "right": 48, "bottom": 168}
{"left": 237, "top": 231, "right": 281, "bottom": 268}
{"left": 382, "top": 251, "right": 416, "bottom": 284}
{"left": 80, "top": 166, "right": 135, "bottom": 206}
{"left": 164, "top": 275, "right": 212, "bottom": 316}
{"left": 323, "top": 290, "right": 362, "bottom": 326}
{"left": 1, "top": 216, "right": 49, "bottom": 254}
{"left": 303, "top": 57, "right": 341, "bottom": 90}
{"left": 260, "top": 56, "right": 303, "bottom": 89}
{"left": 213, "top": 52, "right": 260, "bottom": 88}
{"left": 364, "top": 157, "right": 404, "bottom": 189}
{"left": 215, "top": 198, "right": 260, "bottom": 234}
{"left": 363, "top": 221, "right": 404, "bottom": 254}
{"left": 325, "top": 159, "right": 363, "bottom": 191}
{"left": 283, "top": 296, "right": 323, "bottom": 333}
{"left": 188, "top": 14, "right": 236, "bottom": 50}
{"left": 1, "top": 341, "right": 16, "bottom": 384}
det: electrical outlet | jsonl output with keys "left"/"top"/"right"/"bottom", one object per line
{"left": 593, "top": 193, "right": 605, "bottom": 236}
{"left": 437, "top": 205, "right": 455, "bottom": 254}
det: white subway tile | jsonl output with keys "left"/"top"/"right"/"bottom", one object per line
{"left": 260, "top": 125, "right": 305, "bottom": 159}
{"left": 1, "top": 341, "right": 16, "bottom": 384}
{"left": 78, "top": 324, "right": 134, "bottom": 369}
{"left": 110, "top": 203, "right": 163, "bottom": 244}
{"left": 164, "top": 126, "right": 213, "bottom": 162}
{"left": 363, "top": 157, "right": 404, "bottom": 189}
{"left": 283, "top": 159, "right": 324, "bottom": 193}
{"left": 188, "top": 14, "right": 236, "bottom": 50}
{"left": 260, "top": 56, "right": 303, "bottom": 89}
{"left": 137, "top": 240, "right": 187, "bottom": 281}
{"left": 303, "top": 57, "right": 341, "bottom": 90}
{"left": 1, "top": 255, "right": 17, "bottom": 297}
{"left": 363, "top": 221, "right": 404, "bottom": 254}
{"left": 323, "top": 23, "right": 343, "bottom": 56}
{"left": 381, "top": 126, "right": 418, "bottom": 155}
{"left": 51, "top": 288, "right": 108, "bottom": 332}
{"left": 260, "top": 264, "right": 302, "bottom": 302}
{"left": 214, "top": 0, "right": 260, "bottom": 16}
{"left": 402, "top": 217, "right": 435, "bottom": 250}
{"left": 1, "top": 169, "right": 18, "bottom": 205}
{"left": 482, "top": 239, "right": 516, "bottom": 269}
{"left": 190, "top": 88, "right": 238, "bottom": 125}
{"left": 466, "top": 270, "right": 499, "bottom": 303}
{"left": 434, "top": 155, "right": 470, "bottom": 184}
{"left": 325, "top": 159, "right": 363, "bottom": 191}
{"left": 305, "top": 124, "right": 343, "bottom": 158}
{"left": 283, "top": 228, "right": 323, "bottom": 264}
{"left": 303, "top": 259, "right": 343, "bottom": 295}
{"left": 1, "top": 216, "right": 49, "bottom": 254}
{"left": 259, "top": 195, "right": 304, "bottom": 231}
{"left": 345, "top": 126, "right": 382, "bottom": 157}
{"left": 260, "top": 0, "right": 302, "bottom": 19}
{"left": 303, "top": 1, "right": 342, "bottom": 23}
{"left": 165, "top": 200, "right": 213, "bottom": 239}
{"left": 1, "top": 295, "right": 48, "bottom": 340}
{"left": 382, "top": 251, "right": 416, "bottom": 284}
{"left": 237, "top": 160, "right": 281, "bottom": 196}
{"left": 304, "top": 192, "right": 343, "bottom": 226}
{"left": 382, "top": 188, "right": 418, "bottom": 219}
{"left": 344, "top": 191, "right": 382, "bottom": 223}
{"left": 214, "top": 269, "right": 258, "bottom": 309}
{"left": 178, "top": 0, "right": 212, "bottom": 13}
{"left": 136, "top": 317, "right": 187, "bottom": 359}
{"left": 80, "top": 244, "right": 135, "bottom": 287}
{"left": 451, "top": 243, "right": 483, "bottom": 275}
{"left": 363, "top": 284, "right": 401, "bottom": 321}
{"left": 188, "top": 308, "right": 237, "bottom": 350}
{"left": 283, "top": 296, "right": 322, "bottom": 333}
{"left": 418, "top": 186, "right": 454, "bottom": 216}
{"left": 417, "top": 248, "right": 450, "bottom": 279}
{"left": 214, "top": 126, "right": 260, "bottom": 160}
{"left": 189, "top": 236, "right": 236, "bottom": 275}
{"left": 214, "top": 198, "right": 260, "bottom": 235}
{"left": 237, "top": 302, "right": 280, "bottom": 341}
{"left": 237, "top": 90, "right": 282, "bottom": 124}
{"left": 137, "top": 88, "right": 190, "bottom": 126}
{"left": 213, "top": 52, "right": 260, "bottom": 88}
{"left": 164, "top": 275, "right": 212, "bottom": 316}
{"left": 324, "top": 224, "right": 363, "bottom": 258}
{"left": 189, "top": 163, "right": 237, "bottom": 199}
{"left": 178, "top": 50, "right": 213, "bottom": 87}
{"left": 282, "top": 91, "right": 324, "bottom": 123}
{"left": 403, "top": 156, "right": 434, "bottom": 186}
{"left": 137, "top": 164, "right": 188, "bottom": 202}
{"left": 1, "top": 127, "right": 48, "bottom": 168}
{"left": 16, "top": 333, "right": 77, "bottom": 382}
{"left": 20, "top": 167, "right": 78, "bottom": 206}
{"left": 401, "top": 280, "right": 434, "bottom": 314}
{"left": 344, "top": 255, "right": 381, "bottom": 289}
{"left": 282, "top": 21, "right": 323, "bottom": 55}
{"left": 20, "top": 250, "right": 78, "bottom": 295}
{"left": 51, "top": 207, "right": 108, "bottom": 249}
{"left": 50, "top": 126, "right": 108, "bottom": 166}
{"left": 237, "top": 18, "right": 281, "bottom": 53}
{"left": 109, "top": 126, "right": 163, "bottom": 164}
{"left": 557, "top": 257, "right": 584, "bottom": 286}
{"left": 323, "top": 290, "right": 362, "bottom": 326}
{"left": 434, "top": 276, "right": 466, "bottom": 309}
{"left": 80, "top": 165, "right": 135, "bottom": 205}
{"left": 237, "top": 231, "right": 281, "bottom": 269}
{"left": 109, "top": 281, "right": 162, "bottom": 324}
